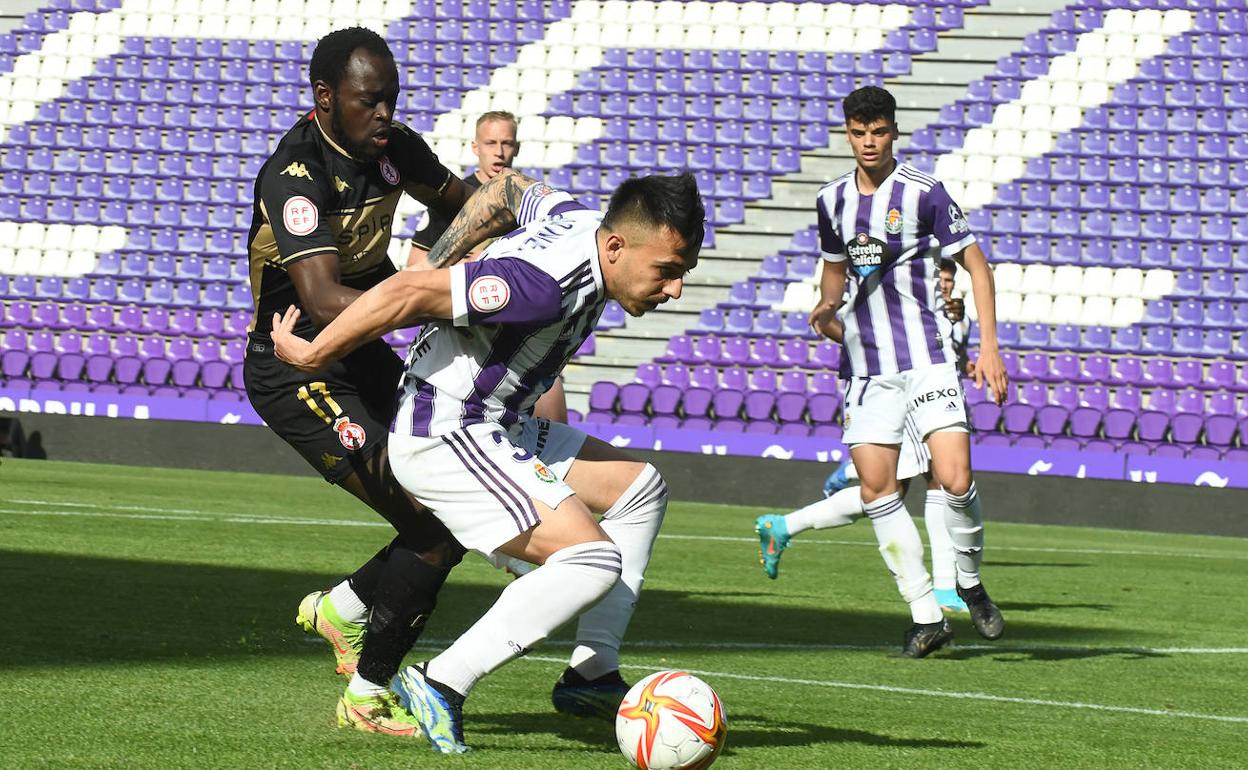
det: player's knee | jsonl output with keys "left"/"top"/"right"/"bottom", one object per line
{"left": 607, "top": 463, "right": 668, "bottom": 525}
{"left": 942, "top": 472, "right": 973, "bottom": 499}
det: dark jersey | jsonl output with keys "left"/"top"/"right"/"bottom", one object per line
{"left": 409, "top": 171, "right": 482, "bottom": 250}
{"left": 246, "top": 112, "right": 453, "bottom": 339}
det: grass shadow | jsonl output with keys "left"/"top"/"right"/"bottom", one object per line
{"left": 1, "top": 549, "right": 1133, "bottom": 670}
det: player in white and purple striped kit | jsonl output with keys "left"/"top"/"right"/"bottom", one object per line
{"left": 764, "top": 86, "right": 1009, "bottom": 657}
{"left": 273, "top": 172, "right": 704, "bottom": 753}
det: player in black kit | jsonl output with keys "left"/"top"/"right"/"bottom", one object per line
{"left": 242, "top": 27, "right": 472, "bottom": 736}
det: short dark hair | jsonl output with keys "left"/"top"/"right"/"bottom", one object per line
{"left": 843, "top": 86, "right": 896, "bottom": 127}
{"left": 603, "top": 173, "right": 705, "bottom": 260}
{"left": 309, "top": 27, "right": 393, "bottom": 90}
{"left": 939, "top": 258, "right": 957, "bottom": 275}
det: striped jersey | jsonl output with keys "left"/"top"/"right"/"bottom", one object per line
{"left": 817, "top": 162, "right": 976, "bottom": 377}
{"left": 392, "top": 184, "right": 604, "bottom": 438}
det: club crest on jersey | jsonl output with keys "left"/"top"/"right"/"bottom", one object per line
{"left": 847, "top": 232, "right": 887, "bottom": 277}
{"left": 885, "top": 208, "right": 903, "bottom": 234}
{"left": 282, "top": 196, "right": 318, "bottom": 236}
{"left": 469, "top": 275, "right": 511, "bottom": 313}
{"left": 333, "top": 416, "right": 366, "bottom": 450}
{"left": 379, "top": 156, "right": 399, "bottom": 185}
{"left": 533, "top": 461, "right": 557, "bottom": 483}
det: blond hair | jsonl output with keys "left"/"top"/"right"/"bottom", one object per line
{"left": 475, "top": 111, "right": 517, "bottom": 130}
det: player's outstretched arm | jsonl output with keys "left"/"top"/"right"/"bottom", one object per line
{"left": 957, "top": 242, "right": 1008, "bottom": 404}
{"left": 808, "top": 259, "right": 847, "bottom": 341}
{"left": 410, "top": 170, "right": 539, "bottom": 271}
{"left": 271, "top": 269, "right": 453, "bottom": 371}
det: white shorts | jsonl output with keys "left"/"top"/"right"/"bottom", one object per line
{"left": 388, "top": 417, "right": 587, "bottom": 558}
{"left": 897, "top": 413, "right": 932, "bottom": 480}
{"left": 842, "top": 362, "right": 968, "bottom": 447}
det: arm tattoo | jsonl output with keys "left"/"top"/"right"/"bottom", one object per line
{"left": 424, "top": 171, "right": 538, "bottom": 269}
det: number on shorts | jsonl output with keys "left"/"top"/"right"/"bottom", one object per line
{"left": 491, "top": 430, "right": 533, "bottom": 462}
{"left": 296, "top": 381, "right": 343, "bottom": 425}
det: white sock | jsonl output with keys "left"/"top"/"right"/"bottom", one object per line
{"left": 328, "top": 580, "right": 370, "bottom": 625}
{"left": 570, "top": 465, "right": 667, "bottom": 681}
{"left": 864, "top": 493, "right": 942, "bottom": 625}
{"left": 786, "top": 486, "right": 865, "bottom": 535}
{"left": 923, "top": 489, "right": 957, "bottom": 591}
{"left": 347, "top": 673, "right": 388, "bottom": 697}
{"left": 945, "top": 481, "right": 985, "bottom": 589}
{"left": 426, "top": 540, "right": 621, "bottom": 696}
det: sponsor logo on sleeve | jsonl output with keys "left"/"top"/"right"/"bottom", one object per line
{"left": 280, "top": 162, "right": 312, "bottom": 181}
{"left": 379, "top": 156, "right": 399, "bottom": 185}
{"left": 948, "top": 203, "right": 969, "bottom": 235}
{"left": 884, "top": 207, "right": 904, "bottom": 234}
{"left": 469, "top": 275, "right": 511, "bottom": 313}
{"left": 282, "top": 196, "right": 318, "bottom": 236}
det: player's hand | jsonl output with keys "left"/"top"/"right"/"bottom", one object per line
{"left": 808, "top": 303, "right": 843, "bottom": 343}
{"left": 270, "top": 306, "right": 322, "bottom": 372}
{"left": 974, "top": 349, "right": 1009, "bottom": 405}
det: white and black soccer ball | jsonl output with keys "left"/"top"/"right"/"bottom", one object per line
{"left": 615, "top": 670, "right": 727, "bottom": 770}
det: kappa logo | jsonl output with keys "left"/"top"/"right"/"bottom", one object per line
{"left": 333, "top": 175, "right": 351, "bottom": 192}
{"left": 281, "top": 162, "right": 312, "bottom": 181}
{"left": 321, "top": 452, "right": 342, "bottom": 471}
{"left": 913, "top": 388, "right": 960, "bottom": 407}
{"left": 332, "top": 416, "right": 367, "bottom": 450}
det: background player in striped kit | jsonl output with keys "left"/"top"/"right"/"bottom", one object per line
{"left": 805, "top": 86, "right": 1009, "bottom": 655}
{"left": 272, "top": 172, "right": 703, "bottom": 752}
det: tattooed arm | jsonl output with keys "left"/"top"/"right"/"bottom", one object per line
{"left": 405, "top": 169, "right": 538, "bottom": 271}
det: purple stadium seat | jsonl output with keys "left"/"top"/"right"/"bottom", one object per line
{"left": 681, "top": 388, "right": 712, "bottom": 419}
{"left": 690, "top": 366, "right": 718, "bottom": 391}
{"left": 970, "top": 402, "right": 1001, "bottom": 432}
{"left": 1035, "top": 405, "right": 1069, "bottom": 436}
{"left": 744, "top": 392, "right": 775, "bottom": 421}
{"left": 618, "top": 383, "right": 650, "bottom": 414}
{"left": 650, "top": 385, "right": 681, "bottom": 416}
{"left": 662, "top": 365, "right": 690, "bottom": 389}
{"left": 1137, "top": 411, "right": 1170, "bottom": 442}
{"left": 1169, "top": 413, "right": 1204, "bottom": 444}
{"left": 1205, "top": 415, "right": 1238, "bottom": 447}
{"left": 1102, "top": 410, "right": 1136, "bottom": 440}
{"left": 712, "top": 389, "right": 744, "bottom": 421}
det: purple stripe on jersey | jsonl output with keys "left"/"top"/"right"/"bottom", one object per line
{"left": 441, "top": 433, "right": 527, "bottom": 532}
{"left": 853, "top": 191, "right": 881, "bottom": 374}
{"left": 557, "top": 259, "right": 593, "bottom": 287}
{"left": 462, "top": 326, "right": 536, "bottom": 425}
{"left": 883, "top": 182, "right": 912, "bottom": 371}
{"left": 407, "top": 378, "right": 438, "bottom": 436}
{"left": 499, "top": 301, "right": 603, "bottom": 427}
{"left": 462, "top": 259, "right": 563, "bottom": 326}
{"left": 549, "top": 200, "right": 588, "bottom": 217}
{"left": 911, "top": 256, "right": 947, "bottom": 365}
{"left": 460, "top": 430, "right": 539, "bottom": 528}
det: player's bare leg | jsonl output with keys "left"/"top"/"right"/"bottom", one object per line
{"left": 549, "top": 436, "right": 668, "bottom": 717}
{"left": 852, "top": 443, "right": 951, "bottom": 657}
{"left": 927, "top": 430, "right": 1004, "bottom": 639}
{"left": 397, "top": 497, "right": 620, "bottom": 752}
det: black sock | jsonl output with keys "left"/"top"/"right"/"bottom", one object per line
{"left": 356, "top": 545, "right": 451, "bottom": 685}
{"left": 345, "top": 537, "right": 403, "bottom": 606}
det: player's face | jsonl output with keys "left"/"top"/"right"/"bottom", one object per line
{"left": 939, "top": 268, "right": 955, "bottom": 301}
{"left": 472, "top": 119, "right": 519, "bottom": 179}
{"left": 319, "top": 49, "right": 400, "bottom": 161}
{"left": 604, "top": 225, "right": 697, "bottom": 317}
{"left": 846, "top": 118, "right": 897, "bottom": 174}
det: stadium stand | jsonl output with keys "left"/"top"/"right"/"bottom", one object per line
{"left": 0, "top": 0, "right": 1245, "bottom": 475}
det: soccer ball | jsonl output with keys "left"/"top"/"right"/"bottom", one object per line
{"left": 615, "top": 670, "right": 727, "bottom": 770}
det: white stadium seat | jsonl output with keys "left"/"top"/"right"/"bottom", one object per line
{"left": 0, "top": 249, "right": 14, "bottom": 274}
{"left": 1110, "top": 268, "right": 1144, "bottom": 299}
{"left": 1051, "top": 265, "right": 1083, "bottom": 295}
{"left": 824, "top": 3, "right": 852, "bottom": 28}
{"left": 1111, "top": 297, "right": 1145, "bottom": 327}
{"left": 1052, "top": 294, "right": 1084, "bottom": 322}
{"left": 1080, "top": 296, "right": 1113, "bottom": 326}
{"left": 852, "top": 3, "right": 882, "bottom": 28}
{"left": 600, "top": 0, "right": 629, "bottom": 23}
{"left": 765, "top": 3, "right": 797, "bottom": 27}
{"left": 992, "top": 263, "right": 1022, "bottom": 294}
{"left": 853, "top": 27, "right": 882, "bottom": 51}
{"left": 710, "top": 0, "right": 739, "bottom": 25}
{"left": 40, "top": 249, "right": 69, "bottom": 277}
{"left": 996, "top": 292, "right": 1022, "bottom": 322}
{"left": 13, "top": 248, "right": 41, "bottom": 275}
{"left": 1021, "top": 264, "right": 1054, "bottom": 295}
{"left": 962, "top": 155, "right": 993, "bottom": 182}
{"left": 627, "top": 1, "right": 657, "bottom": 24}
{"left": 1082, "top": 267, "right": 1114, "bottom": 298}
{"left": 654, "top": 1, "right": 683, "bottom": 24}
{"left": 683, "top": 1, "right": 712, "bottom": 25}
{"left": 1019, "top": 293, "right": 1053, "bottom": 324}
{"left": 1142, "top": 269, "right": 1176, "bottom": 298}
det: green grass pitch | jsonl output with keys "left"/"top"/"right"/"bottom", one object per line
{"left": 1, "top": 458, "right": 1245, "bottom": 769}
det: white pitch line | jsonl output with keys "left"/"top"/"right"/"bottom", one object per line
{"left": 2, "top": 498, "right": 1246, "bottom": 562}
{"left": 519, "top": 654, "right": 1248, "bottom": 724}
{"left": 388, "top": 637, "right": 1248, "bottom": 656}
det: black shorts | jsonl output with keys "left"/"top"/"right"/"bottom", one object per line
{"left": 244, "top": 334, "right": 403, "bottom": 484}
